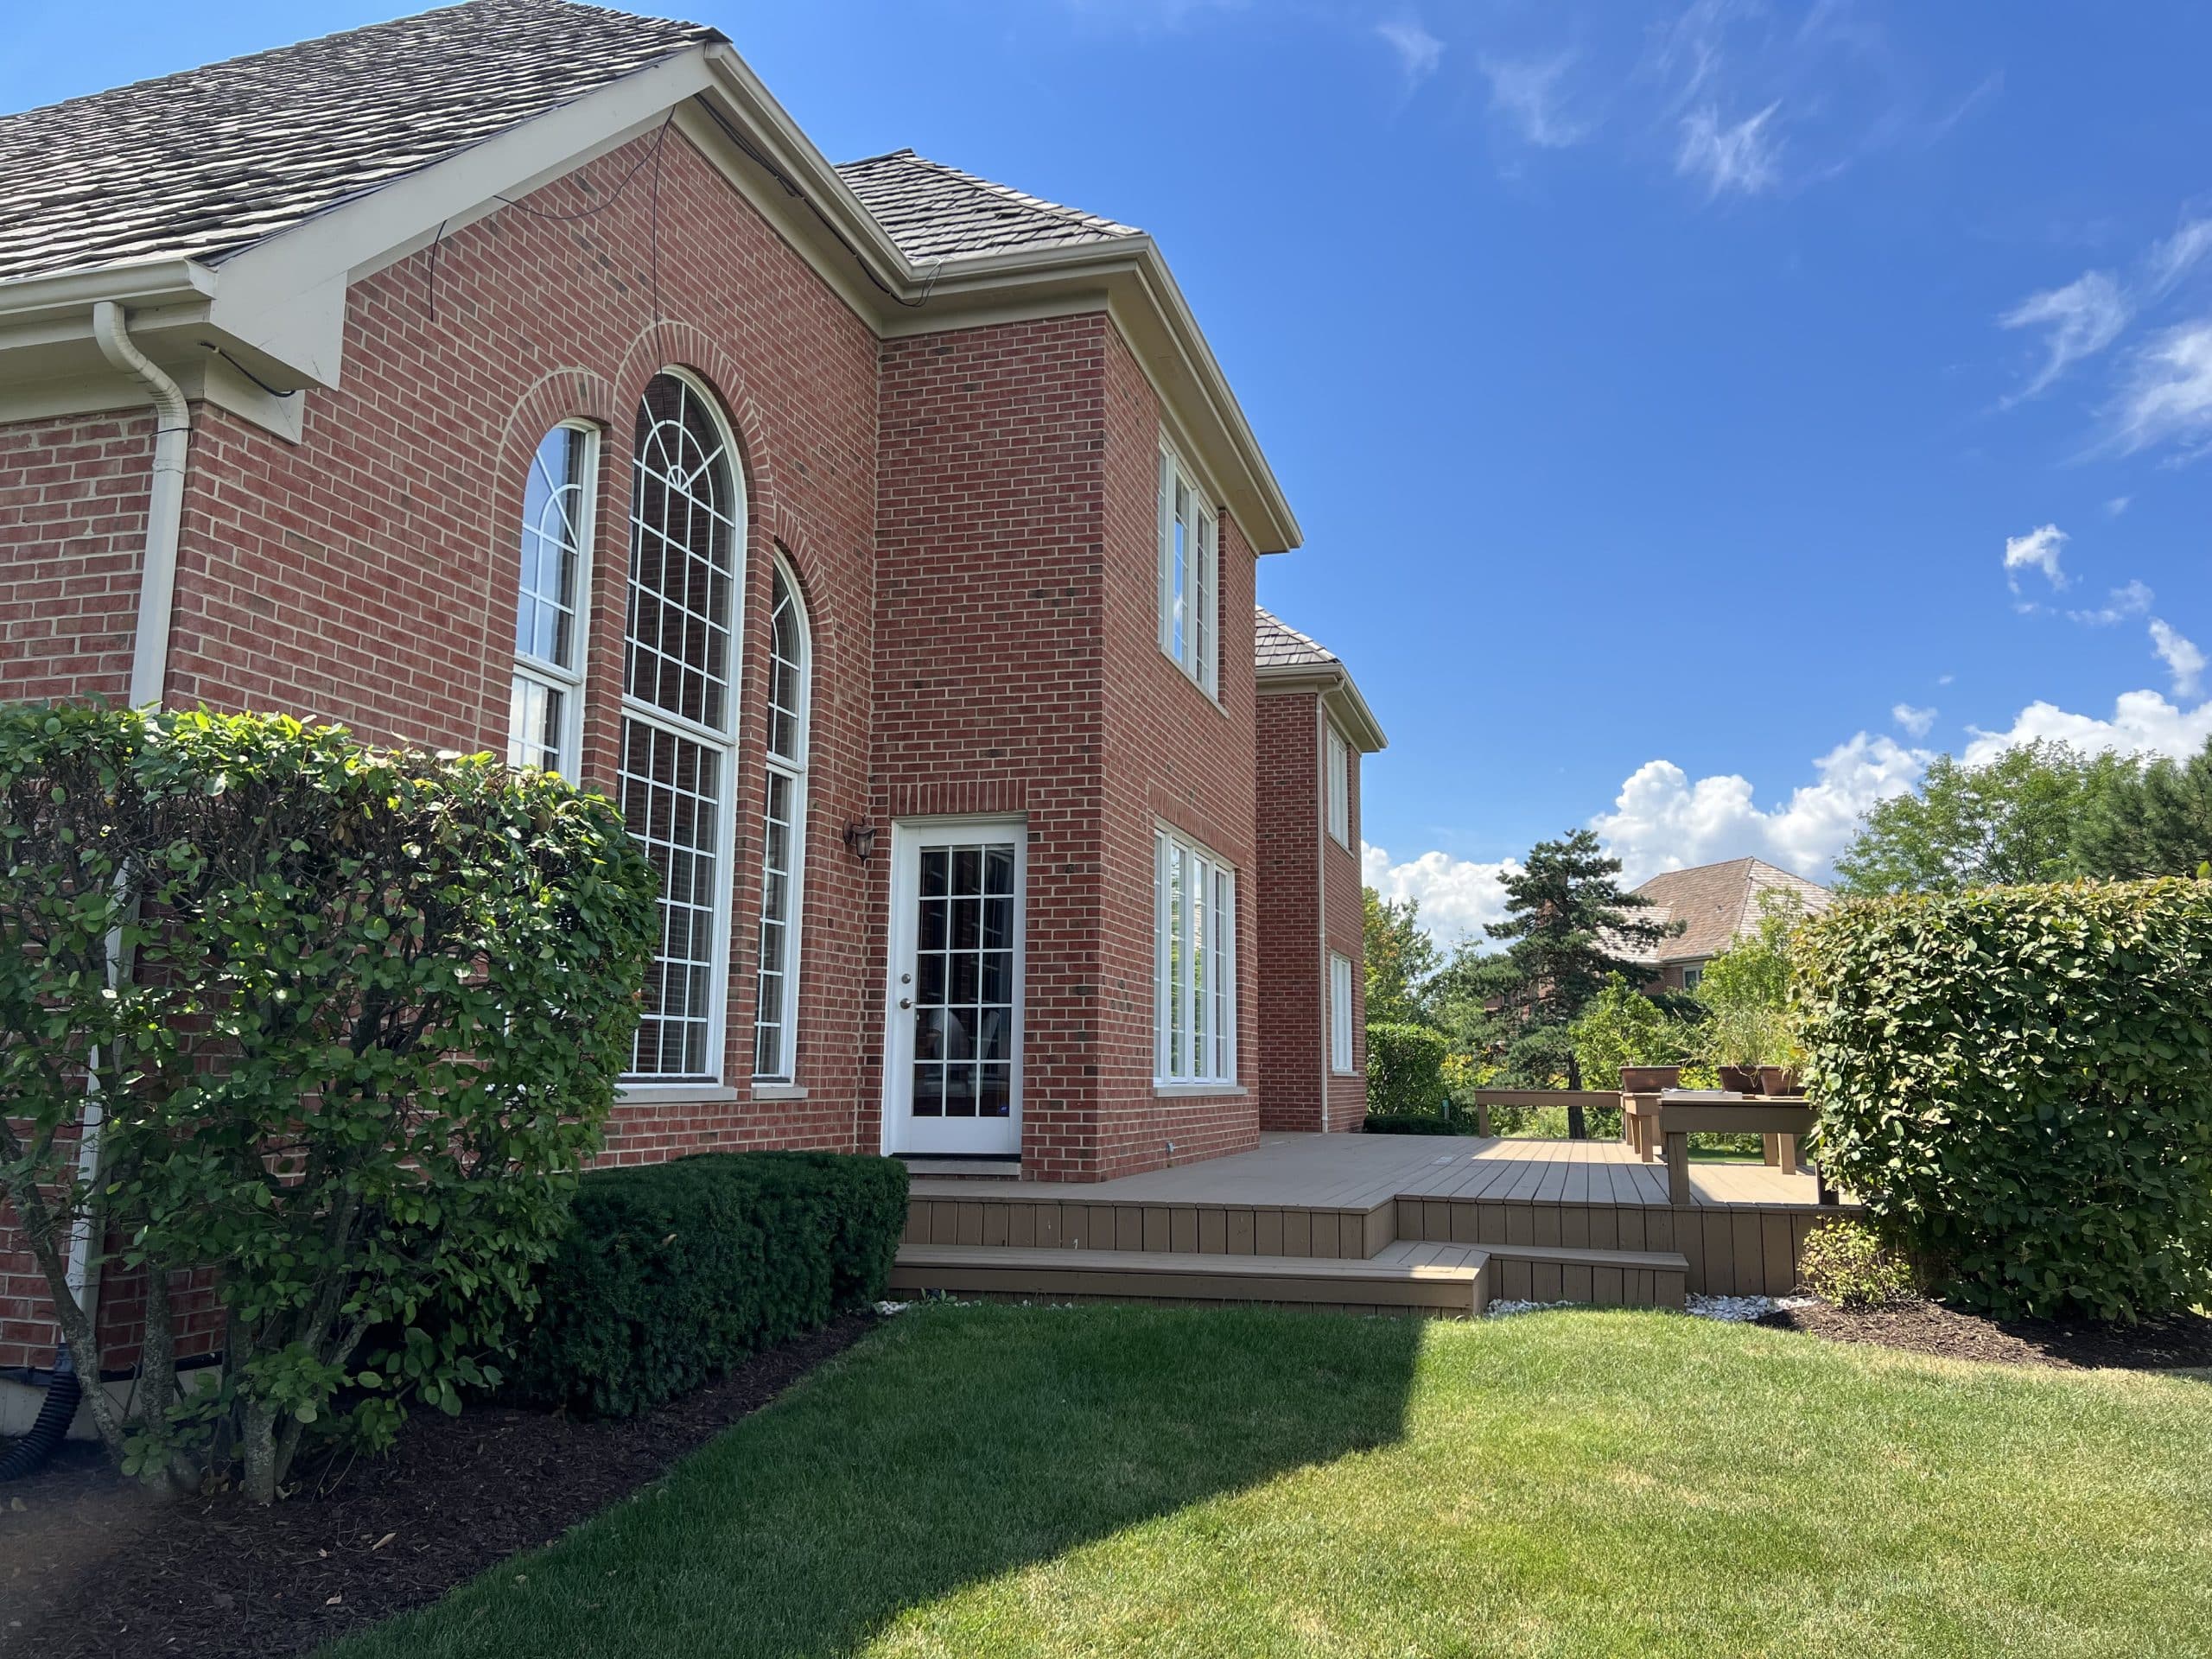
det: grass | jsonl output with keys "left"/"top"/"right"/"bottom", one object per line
{"left": 330, "top": 1304, "right": 2212, "bottom": 1659}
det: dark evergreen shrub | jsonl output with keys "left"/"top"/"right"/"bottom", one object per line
{"left": 1365, "top": 1022, "right": 1450, "bottom": 1117}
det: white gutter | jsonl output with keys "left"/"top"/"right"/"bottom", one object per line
{"left": 60, "top": 302, "right": 191, "bottom": 1356}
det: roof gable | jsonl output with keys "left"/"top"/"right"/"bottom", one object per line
{"left": 1253, "top": 605, "right": 1338, "bottom": 670}
{"left": 0, "top": 0, "right": 716, "bottom": 284}
{"left": 1628, "top": 856, "right": 1833, "bottom": 964}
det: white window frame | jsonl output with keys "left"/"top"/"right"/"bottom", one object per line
{"left": 1681, "top": 964, "right": 1704, "bottom": 992}
{"left": 1325, "top": 722, "right": 1351, "bottom": 849}
{"left": 1155, "top": 444, "right": 1219, "bottom": 698}
{"left": 508, "top": 420, "right": 597, "bottom": 778}
{"left": 620, "top": 370, "right": 745, "bottom": 1084}
{"left": 1153, "top": 823, "right": 1237, "bottom": 1087}
{"left": 753, "top": 554, "right": 810, "bottom": 1083}
{"left": 1330, "top": 951, "right": 1356, "bottom": 1075}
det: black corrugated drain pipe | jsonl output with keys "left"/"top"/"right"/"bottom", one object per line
{"left": 0, "top": 1344, "right": 83, "bottom": 1481}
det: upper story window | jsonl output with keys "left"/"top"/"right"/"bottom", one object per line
{"left": 753, "top": 556, "right": 810, "bottom": 1082}
{"left": 1325, "top": 723, "right": 1351, "bottom": 849}
{"left": 508, "top": 423, "right": 596, "bottom": 776}
{"left": 1154, "top": 825, "right": 1236, "bottom": 1087}
{"left": 1156, "top": 446, "right": 1218, "bottom": 698}
{"left": 620, "top": 372, "right": 744, "bottom": 1081}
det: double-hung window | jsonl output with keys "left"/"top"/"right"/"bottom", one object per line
{"left": 508, "top": 423, "right": 595, "bottom": 776}
{"left": 753, "top": 556, "right": 810, "bottom": 1081}
{"left": 1154, "top": 826, "right": 1236, "bottom": 1085}
{"left": 1330, "top": 951, "right": 1355, "bottom": 1074}
{"left": 1156, "top": 447, "right": 1218, "bottom": 696}
{"left": 1325, "top": 723, "right": 1351, "bottom": 848}
{"left": 620, "top": 372, "right": 744, "bottom": 1080}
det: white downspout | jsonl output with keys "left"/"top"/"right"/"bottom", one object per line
{"left": 63, "top": 302, "right": 192, "bottom": 1357}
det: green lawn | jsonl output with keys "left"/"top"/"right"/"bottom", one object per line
{"left": 331, "top": 1304, "right": 2212, "bottom": 1659}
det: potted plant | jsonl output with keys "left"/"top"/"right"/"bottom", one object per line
{"left": 1618, "top": 1065, "right": 1681, "bottom": 1092}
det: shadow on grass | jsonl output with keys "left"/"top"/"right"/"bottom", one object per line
{"left": 327, "top": 1302, "right": 1426, "bottom": 1659}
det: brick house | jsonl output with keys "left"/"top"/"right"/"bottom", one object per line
{"left": 0, "top": 0, "right": 1386, "bottom": 1388}
{"left": 1624, "top": 858, "right": 1833, "bottom": 993}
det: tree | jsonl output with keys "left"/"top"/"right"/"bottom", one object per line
{"left": 1478, "top": 830, "right": 1677, "bottom": 1128}
{"left": 1569, "top": 975, "right": 1698, "bottom": 1095}
{"left": 0, "top": 705, "right": 659, "bottom": 1501}
{"left": 1362, "top": 887, "right": 1440, "bottom": 1027}
{"left": 2074, "top": 736, "right": 2212, "bottom": 879}
{"left": 1694, "top": 891, "right": 1806, "bottom": 1071}
{"left": 1833, "top": 740, "right": 2110, "bottom": 893}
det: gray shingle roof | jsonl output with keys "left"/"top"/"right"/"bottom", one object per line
{"left": 0, "top": 0, "right": 717, "bottom": 283}
{"left": 831, "top": 149, "right": 1141, "bottom": 264}
{"left": 1626, "top": 857, "right": 1833, "bottom": 964}
{"left": 1253, "top": 605, "right": 1338, "bottom": 671}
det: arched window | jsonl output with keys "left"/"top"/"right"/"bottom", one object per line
{"left": 507, "top": 423, "right": 595, "bottom": 775}
{"left": 620, "top": 372, "right": 744, "bottom": 1079}
{"left": 753, "top": 556, "right": 810, "bottom": 1080}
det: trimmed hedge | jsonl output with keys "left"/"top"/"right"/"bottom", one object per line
{"left": 1363, "top": 1110, "right": 1480, "bottom": 1136}
{"left": 1367, "top": 1022, "right": 1450, "bottom": 1117}
{"left": 512, "top": 1151, "right": 909, "bottom": 1417}
{"left": 1796, "top": 879, "right": 2212, "bottom": 1320}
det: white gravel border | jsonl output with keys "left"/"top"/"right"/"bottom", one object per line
{"left": 1487, "top": 1294, "right": 1821, "bottom": 1321}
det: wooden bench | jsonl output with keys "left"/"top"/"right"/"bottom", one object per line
{"left": 1466, "top": 1090, "right": 1621, "bottom": 1138}
{"left": 1653, "top": 1098, "right": 1819, "bottom": 1205}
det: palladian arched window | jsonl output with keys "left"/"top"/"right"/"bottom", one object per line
{"left": 753, "top": 556, "right": 810, "bottom": 1080}
{"left": 619, "top": 372, "right": 744, "bottom": 1079}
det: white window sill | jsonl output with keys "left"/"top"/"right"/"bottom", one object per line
{"left": 617, "top": 1082, "right": 739, "bottom": 1105}
{"left": 1153, "top": 1083, "right": 1247, "bottom": 1098}
{"left": 751, "top": 1082, "right": 809, "bottom": 1102}
{"left": 1330, "top": 1069, "right": 1358, "bottom": 1078}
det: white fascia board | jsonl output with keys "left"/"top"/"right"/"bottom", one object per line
{"left": 1254, "top": 664, "right": 1388, "bottom": 752}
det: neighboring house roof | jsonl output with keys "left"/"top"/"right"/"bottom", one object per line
{"left": 1625, "top": 857, "right": 1833, "bottom": 966}
{"left": 1252, "top": 604, "right": 1385, "bottom": 751}
{"left": 0, "top": 0, "right": 719, "bottom": 283}
{"left": 833, "top": 150, "right": 1140, "bottom": 264}
{"left": 1253, "top": 606, "right": 1338, "bottom": 671}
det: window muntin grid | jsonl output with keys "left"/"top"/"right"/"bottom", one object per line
{"left": 1154, "top": 828, "right": 1236, "bottom": 1085}
{"left": 507, "top": 423, "right": 594, "bottom": 776}
{"left": 908, "top": 843, "right": 1018, "bottom": 1120}
{"left": 753, "top": 558, "right": 810, "bottom": 1081}
{"left": 621, "top": 372, "right": 743, "bottom": 1081}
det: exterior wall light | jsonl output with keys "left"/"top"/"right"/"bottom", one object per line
{"left": 842, "top": 818, "right": 877, "bottom": 863}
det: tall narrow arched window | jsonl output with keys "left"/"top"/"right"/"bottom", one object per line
{"left": 753, "top": 556, "right": 810, "bottom": 1081}
{"left": 619, "top": 372, "right": 744, "bottom": 1080}
{"left": 507, "top": 423, "right": 595, "bottom": 775}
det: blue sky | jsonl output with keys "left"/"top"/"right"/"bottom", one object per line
{"left": 12, "top": 1, "right": 2212, "bottom": 941}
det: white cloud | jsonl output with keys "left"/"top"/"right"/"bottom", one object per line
{"left": 1362, "top": 842, "right": 1516, "bottom": 946}
{"left": 2109, "top": 318, "right": 2212, "bottom": 457}
{"left": 2151, "top": 619, "right": 2208, "bottom": 699}
{"left": 1964, "top": 688, "right": 2212, "bottom": 766}
{"left": 1891, "top": 702, "right": 1937, "bottom": 737}
{"left": 1480, "top": 52, "right": 1588, "bottom": 148}
{"left": 2107, "top": 494, "right": 2133, "bottom": 517}
{"left": 2069, "top": 578, "right": 2154, "bottom": 626}
{"left": 1998, "top": 271, "right": 2129, "bottom": 402}
{"left": 2146, "top": 215, "right": 2212, "bottom": 297}
{"left": 1376, "top": 17, "right": 1444, "bottom": 88}
{"left": 1589, "top": 734, "right": 1927, "bottom": 887}
{"left": 2001, "top": 523, "right": 2069, "bottom": 592}
{"left": 1676, "top": 100, "right": 1783, "bottom": 198}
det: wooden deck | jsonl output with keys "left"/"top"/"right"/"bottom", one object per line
{"left": 896, "top": 1133, "right": 1847, "bottom": 1307}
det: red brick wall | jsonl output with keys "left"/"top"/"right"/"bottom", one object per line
{"left": 1254, "top": 690, "right": 1322, "bottom": 1130}
{"left": 0, "top": 411, "right": 155, "bottom": 703}
{"left": 872, "top": 313, "right": 1109, "bottom": 1178}
{"left": 1096, "top": 324, "right": 1260, "bottom": 1178}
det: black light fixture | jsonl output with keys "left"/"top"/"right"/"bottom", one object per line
{"left": 842, "top": 818, "right": 877, "bottom": 863}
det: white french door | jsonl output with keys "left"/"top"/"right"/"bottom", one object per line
{"left": 880, "top": 818, "right": 1026, "bottom": 1157}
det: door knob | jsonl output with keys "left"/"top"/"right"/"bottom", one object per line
{"left": 899, "top": 997, "right": 913, "bottom": 1009}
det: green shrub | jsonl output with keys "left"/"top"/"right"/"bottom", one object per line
{"left": 1796, "top": 1219, "right": 1916, "bottom": 1308}
{"left": 0, "top": 704, "right": 658, "bottom": 1499}
{"left": 1363, "top": 1110, "right": 1479, "bottom": 1136}
{"left": 1366, "top": 1022, "right": 1449, "bottom": 1116}
{"left": 512, "top": 1151, "right": 909, "bottom": 1418}
{"left": 1796, "top": 879, "right": 2212, "bottom": 1320}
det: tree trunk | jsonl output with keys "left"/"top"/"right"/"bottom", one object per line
{"left": 240, "top": 1396, "right": 280, "bottom": 1505}
{"left": 1565, "top": 1052, "right": 1586, "bottom": 1140}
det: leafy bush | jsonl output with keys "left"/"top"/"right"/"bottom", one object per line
{"left": 1696, "top": 893, "right": 1808, "bottom": 1071}
{"left": 1569, "top": 975, "right": 1696, "bottom": 1089}
{"left": 1796, "top": 1220, "right": 1916, "bottom": 1308}
{"left": 512, "top": 1152, "right": 909, "bottom": 1418}
{"left": 1366, "top": 1022, "right": 1449, "bottom": 1116}
{"left": 0, "top": 704, "right": 658, "bottom": 1498}
{"left": 1796, "top": 879, "right": 2212, "bottom": 1320}
{"left": 1364, "top": 1110, "right": 1480, "bottom": 1136}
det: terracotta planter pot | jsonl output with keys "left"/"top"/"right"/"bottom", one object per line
{"left": 1758, "top": 1065, "right": 1803, "bottom": 1097}
{"left": 1718, "top": 1065, "right": 1761, "bottom": 1095}
{"left": 1618, "top": 1065, "right": 1681, "bottom": 1093}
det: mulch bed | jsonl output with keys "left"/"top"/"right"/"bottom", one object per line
{"left": 1757, "top": 1298, "right": 2212, "bottom": 1372}
{"left": 1, "top": 1313, "right": 877, "bottom": 1659}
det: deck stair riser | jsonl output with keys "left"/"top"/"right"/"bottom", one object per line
{"left": 890, "top": 1243, "right": 1486, "bottom": 1317}
{"left": 902, "top": 1196, "right": 1395, "bottom": 1262}
{"left": 1397, "top": 1197, "right": 1833, "bottom": 1298}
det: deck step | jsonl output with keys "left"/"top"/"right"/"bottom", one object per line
{"left": 890, "top": 1243, "right": 1486, "bottom": 1316}
{"left": 903, "top": 1192, "right": 1399, "bottom": 1261}
{"left": 1475, "top": 1242, "right": 1689, "bottom": 1309}
{"left": 898, "top": 1157, "right": 1026, "bottom": 1180}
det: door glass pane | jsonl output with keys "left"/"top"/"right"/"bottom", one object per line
{"left": 906, "top": 837, "right": 1017, "bottom": 1128}
{"left": 978, "top": 1063, "right": 1011, "bottom": 1118}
